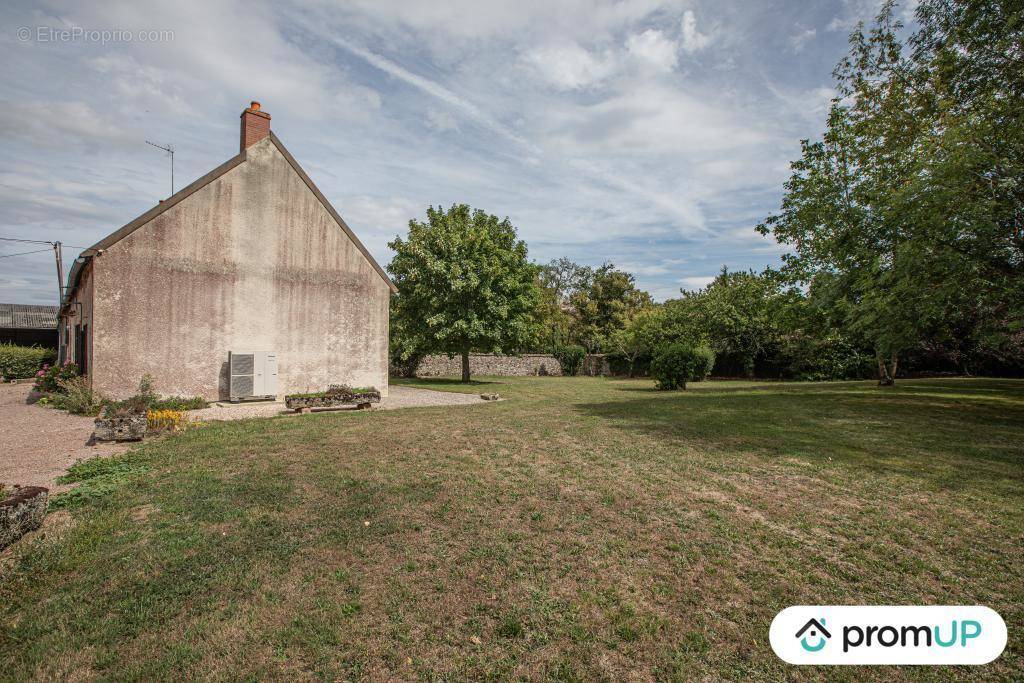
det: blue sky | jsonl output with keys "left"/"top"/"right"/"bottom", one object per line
{"left": 0, "top": 0, "right": 914, "bottom": 305}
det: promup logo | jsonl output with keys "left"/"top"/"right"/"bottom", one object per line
{"left": 795, "top": 618, "right": 831, "bottom": 652}
{"left": 770, "top": 606, "right": 1006, "bottom": 665}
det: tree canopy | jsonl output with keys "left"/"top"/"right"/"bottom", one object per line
{"left": 387, "top": 205, "right": 540, "bottom": 382}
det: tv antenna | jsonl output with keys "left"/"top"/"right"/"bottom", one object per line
{"left": 145, "top": 140, "right": 175, "bottom": 195}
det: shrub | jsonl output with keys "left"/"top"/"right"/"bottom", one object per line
{"left": 651, "top": 343, "right": 716, "bottom": 390}
{"left": 102, "top": 396, "right": 149, "bottom": 418}
{"left": 553, "top": 344, "right": 586, "bottom": 376}
{"left": 33, "top": 361, "right": 79, "bottom": 393}
{"left": 777, "top": 332, "right": 874, "bottom": 381}
{"left": 99, "top": 376, "right": 209, "bottom": 417}
{"left": 0, "top": 344, "right": 56, "bottom": 380}
{"left": 149, "top": 396, "right": 208, "bottom": 411}
{"left": 56, "top": 376, "right": 103, "bottom": 415}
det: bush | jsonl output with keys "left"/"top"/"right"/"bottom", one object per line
{"left": 651, "top": 343, "right": 715, "bottom": 390}
{"left": 56, "top": 376, "right": 103, "bottom": 415}
{"left": 149, "top": 396, "right": 209, "bottom": 411}
{"left": 777, "top": 332, "right": 874, "bottom": 381}
{"left": 33, "top": 361, "right": 79, "bottom": 393}
{"left": 553, "top": 344, "right": 586, "bottom": 376}
{"left": 0, "top": 344, "right": 57, "bottom": 380}
{"left": 101, "top": 376, "right": 208, "bottom": 416}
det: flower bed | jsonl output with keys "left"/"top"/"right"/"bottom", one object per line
{"left": 0, "top": 486, "right": 48, "bottom": 550}
{"left": 285, "top": 385, "right": 381, "bottom": 411}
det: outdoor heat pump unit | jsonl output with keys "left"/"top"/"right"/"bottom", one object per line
{"left": 229, "top": 351, "right": 278, "bottom": 402}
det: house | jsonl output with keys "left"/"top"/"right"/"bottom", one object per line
{"left": 59, "top": 102, "right": 396, "bottom": 400}
{"left": 0, "top": 303, "right": 58, "bottom": 348}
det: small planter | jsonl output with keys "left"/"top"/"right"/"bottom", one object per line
{"left": 0, "top": 486, "right": 48, "bottom": 550}
{"left": 93, "top": 413, "right": 147, "bottom": 441}
{"left": 285, "top": 389, "right": 381, "bottom": 412}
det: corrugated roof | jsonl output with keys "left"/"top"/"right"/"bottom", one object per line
{"left": 0, "top": 303, "right": 59, "bottom": 329}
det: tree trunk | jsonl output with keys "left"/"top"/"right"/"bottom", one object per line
{"left": 877, "top": 351, "right": 895, "bottom": 386}
{"left": 461, "top": 346, "right": 471, "bottom": 383}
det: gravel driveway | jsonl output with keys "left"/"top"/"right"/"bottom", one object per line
{"left": 188, "top": 385, "right": 488, "bottom": 421}
{"left": 0, "top": 383, "right": 127, "bottom": 490}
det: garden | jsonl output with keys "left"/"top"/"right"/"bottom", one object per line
{"left": 0, "top": 375, "right": 1021, "bottom": 679}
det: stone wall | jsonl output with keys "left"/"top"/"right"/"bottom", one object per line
{"left": 0, "top": 486, "right": 48, "bottom": 550}
{"left": 407, "top": 353, "right": 563, "bottom": 377}
{"left": 582, "top": 354, "right": 611, "bottom": 377}
{"left": 396, "top": 353, "right": 615, "bottom": 378}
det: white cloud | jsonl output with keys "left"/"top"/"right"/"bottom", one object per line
{"left": 522, "top": 43, "right": 618, "bottom": 90}
{"left": 678, "top": 275, "right": 715, "bottom": 291}
{"left": 0, "top": 0, "right": 842, "bottom": 304}
{"left": 680, "top": 10, "right": 711, "bottom": 54}
{"left": 0, "top": 102, "right": 141, "bottom": 150}
{"left": 625, "top": 29, "right": 678, "bottom": 72}
{"left": 425, "top": 108, "right": 459, "bottom": 132}
{"left": 789, "top": 28, "right": 817, "bottom": 52}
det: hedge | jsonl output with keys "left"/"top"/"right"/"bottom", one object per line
{"left": 0, "top": 344, "right": 57, "bottom": 380}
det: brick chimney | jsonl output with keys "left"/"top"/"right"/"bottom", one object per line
{"left": 240, "top": 101, "right": 271, "bottom": 151}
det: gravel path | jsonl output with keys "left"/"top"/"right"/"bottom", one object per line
{"left": 0, "top": 384, "right": 489, "bottom": 490}
{"left": 0, "top": 383, "right": 127, "bottom": 490}
{"left": 188, "top": 385, "right": 488, "bottom": 422}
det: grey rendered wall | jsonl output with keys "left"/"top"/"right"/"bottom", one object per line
{"left": 89, "top": 137, "right": 390, "bottom": 400}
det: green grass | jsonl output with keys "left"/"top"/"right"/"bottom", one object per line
{"left": 1, "top": 377, "right": 1021, "bottom": 680}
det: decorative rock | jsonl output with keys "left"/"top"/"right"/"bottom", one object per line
{"left": 93, "top": 413, "right": 148, "bottom": 441}
{"left": 480, "top": 393, "right": 500, "bottom": 401}
{"left": 0, "top": 486, "right": 48, "bottom": 550}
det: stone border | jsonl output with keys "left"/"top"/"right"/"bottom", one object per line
{"left": 93, "top": 413, "right": 147, "bottom": 442}
{"left": 0, "top": 486, "right": 48, "bottom": 550}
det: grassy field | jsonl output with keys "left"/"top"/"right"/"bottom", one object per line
{"left": 1, "top": 377, "right": 1021, "bottom": 680}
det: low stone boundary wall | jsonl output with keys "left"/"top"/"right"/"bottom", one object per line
{"left": 393, "top": 353, "right": 615, "bottom": 378}
{"left": 410, "top": 353, "right": 563, "bottom": 377}
{"left": 582, "top": 354, "right": 611, "bottom": 377}
{"left": 0, "top": 486, "right": 48, "bottom": 550}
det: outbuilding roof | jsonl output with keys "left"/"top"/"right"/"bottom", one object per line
{"left": 0, "top": 303, "right": 58, "bottom": 329}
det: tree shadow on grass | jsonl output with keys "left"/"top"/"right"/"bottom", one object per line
{"left": 574, "top": 380, "right": 1024, "bottom": 492}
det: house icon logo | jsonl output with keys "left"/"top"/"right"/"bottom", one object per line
{"left": 795, "top": 617, "right": 831, "bottom": 652}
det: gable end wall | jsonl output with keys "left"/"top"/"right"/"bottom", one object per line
{"left": 89, "top": 137, "right": 390, "bottom": 400}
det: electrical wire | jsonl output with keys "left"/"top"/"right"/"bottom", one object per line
{"left": 0, "top": 237, "right": 89, "bottom": 248}
{"left": 0, "top": 248, "right": 53, "bottom": 259}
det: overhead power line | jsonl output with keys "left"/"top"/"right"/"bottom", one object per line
{"left": 0, "top": 247, "right": 53, "bottom": 259}
{"left": 0, "top": 237, "right": 89, "bottom": 248}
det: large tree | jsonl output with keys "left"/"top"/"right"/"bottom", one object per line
{"left": 758, "top": 0, "right": 1023, "bottom": 384}
{"left": 536, "top": 258, "right": 593, "bottom": 349}
{"left": 569, "top": 264, "right": 652, "bottom": 352}
{"left": 388, "top": 205, "right": 541, "bottom": 382}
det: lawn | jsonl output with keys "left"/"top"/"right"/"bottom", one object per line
{"left": 1, "top": 377, "right": 1021, "bottom": 680}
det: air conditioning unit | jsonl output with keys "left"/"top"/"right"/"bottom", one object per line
{"left": 229, "top": 351, "right": 278, "bottom": 402}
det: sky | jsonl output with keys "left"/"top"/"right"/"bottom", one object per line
{"left": 0, "top": 0, "right": 913, "bottom": 305}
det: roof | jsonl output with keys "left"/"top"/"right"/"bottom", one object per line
{"left": 0, "top": 303, "right": 59, "bottom": 329}
{"left": 62, "top": 132, "right": 397, "bottom": 309}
